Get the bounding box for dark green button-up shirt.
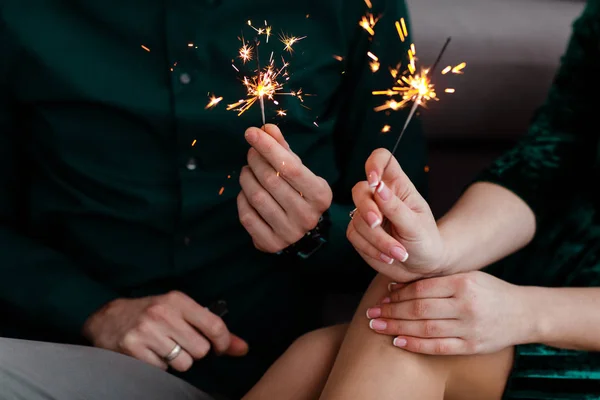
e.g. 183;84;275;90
0;0;425;340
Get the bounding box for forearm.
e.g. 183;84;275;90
438;182;536;274
524;286;600;351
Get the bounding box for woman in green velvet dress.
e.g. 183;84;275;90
243;1;600;399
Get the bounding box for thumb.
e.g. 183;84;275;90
374;181;419;242
225;334;249;357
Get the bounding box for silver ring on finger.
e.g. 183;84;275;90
349;207;357;220
163;343;183;363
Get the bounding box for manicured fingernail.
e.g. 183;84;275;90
387;282;397;292
369;319;387;331
366;211;382;229
393;337;407;347
368;172;379;188
381;297;391;304
391;246;409;263
366;307;382;319
380;253;395;264
376;182;392;201
244;128;257;143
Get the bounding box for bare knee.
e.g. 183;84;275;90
292;325;348;356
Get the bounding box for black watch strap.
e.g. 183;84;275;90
277;212;330;259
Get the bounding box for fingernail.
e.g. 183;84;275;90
393;337;408;347
387;282;397;292
376;182;392;201
366;211;382;229
244;128;257;143
369;319;387;331
366;307;382;319
381;297;391;304
284;140;291;150
380;253;395;264
391;246;409;263
368;172;379;188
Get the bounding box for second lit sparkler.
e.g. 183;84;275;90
225;20;308;127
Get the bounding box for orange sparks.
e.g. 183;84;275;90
364;0;373;8
424;165;430;173
367;52;380;72
218;187;225;195
205;94;223;109
239;41;253;63
445;88;455;93
141;45;151;52
277;109;287;116
442;63;467;75
188;43;194;47
280;34;306;53
395;21;405;42
452;62;467;74
381;125;391;133
191;139;197;146
333;55;344;62
359;13;379;36
227;175;231;179
248;20;273;42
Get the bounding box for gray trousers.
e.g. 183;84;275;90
0;338;214;400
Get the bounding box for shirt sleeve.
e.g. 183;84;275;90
475;2;600;224
0;22;119;337
330;0;427;208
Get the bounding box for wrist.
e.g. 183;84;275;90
514;285;553;345
436;218;460;275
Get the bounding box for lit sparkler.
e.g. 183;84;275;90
370;18;466;166
226;21;307;126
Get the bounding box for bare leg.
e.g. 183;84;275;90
245;274;514;400
243;325;348;400
320;274;514;400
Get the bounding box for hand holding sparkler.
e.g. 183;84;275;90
238;124;332;253
346;148;446;283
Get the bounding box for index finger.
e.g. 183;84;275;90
365;148;416;195
389;276;456;303
244;127;320;197
175;294;232;354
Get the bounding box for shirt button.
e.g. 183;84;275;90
180;73;191;84
186;158;197;171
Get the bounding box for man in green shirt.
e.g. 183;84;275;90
0;0;426;397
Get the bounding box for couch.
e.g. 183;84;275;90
408;0;585;216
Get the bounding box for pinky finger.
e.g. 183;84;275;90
347;220;395;265
392;336;469;356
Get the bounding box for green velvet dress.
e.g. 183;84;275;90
476;1;600;398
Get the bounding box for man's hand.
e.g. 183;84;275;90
238;124;333;253
347;148;446;282
83;292;248;372
365;272;533;355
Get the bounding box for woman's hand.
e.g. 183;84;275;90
365;271;535;355
347;148;446;282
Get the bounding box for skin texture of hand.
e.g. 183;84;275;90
347;148;446;282
83;292;248;372
237;124;333;253
365;271;535;355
